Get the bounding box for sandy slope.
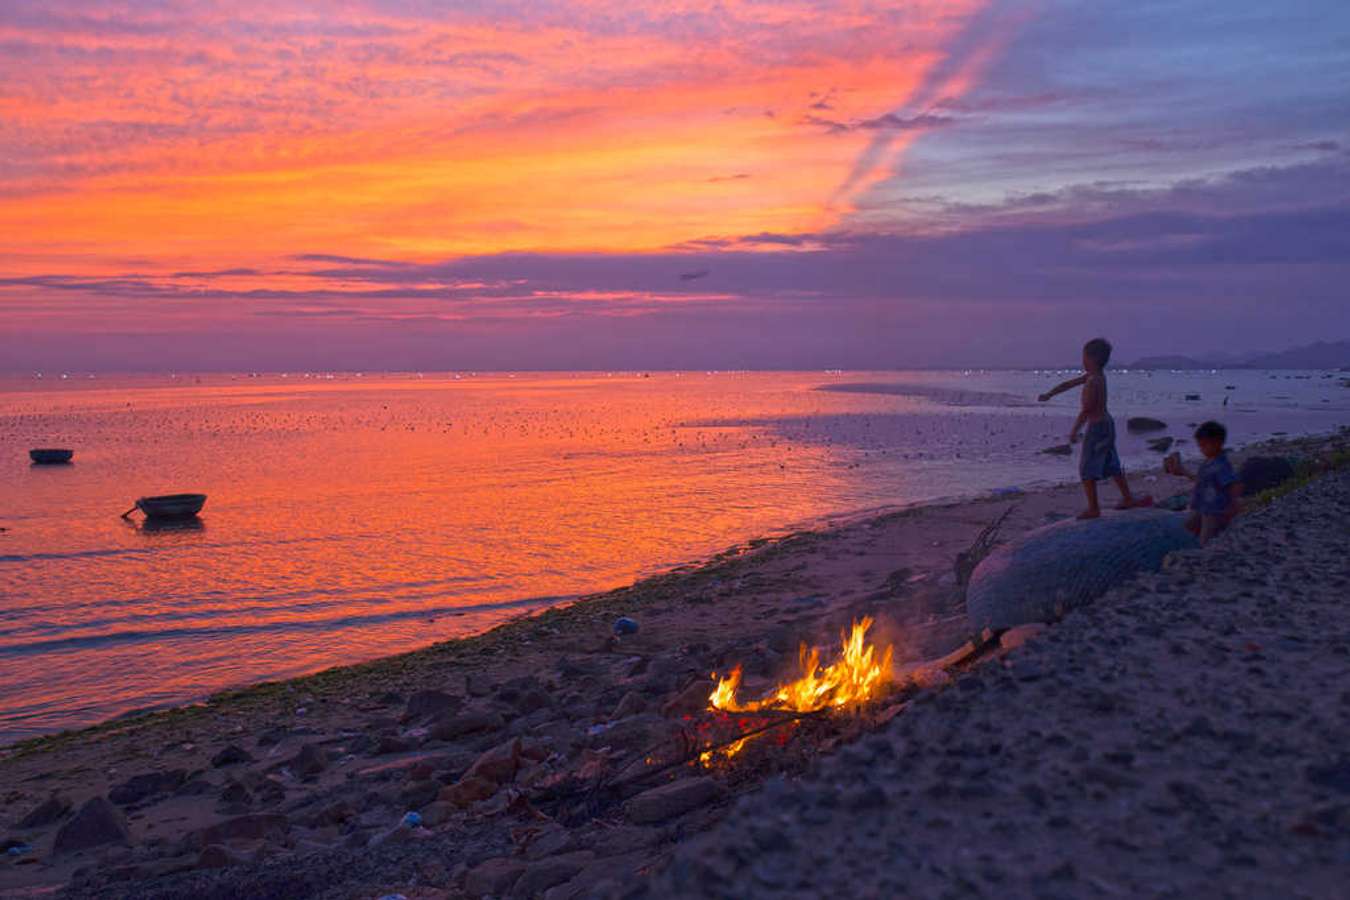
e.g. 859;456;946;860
647;469;1350;899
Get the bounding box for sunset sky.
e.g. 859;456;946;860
2;0;1347;370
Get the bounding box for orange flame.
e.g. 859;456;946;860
701;617;893;763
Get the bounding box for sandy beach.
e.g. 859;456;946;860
1;431;1346;898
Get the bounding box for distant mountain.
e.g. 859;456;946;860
1241;340;1350;369
1130;340;1350;370
1128;354;1214;370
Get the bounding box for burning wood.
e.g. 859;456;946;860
700;617;894;764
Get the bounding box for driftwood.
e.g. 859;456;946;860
954;505;1015;588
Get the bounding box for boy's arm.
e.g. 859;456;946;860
1038;374;1086;402
1164;453;1194;479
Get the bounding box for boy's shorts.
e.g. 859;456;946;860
1185;511;1228;544
1079;417;1122;481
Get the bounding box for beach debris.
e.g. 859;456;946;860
1126;417;1168;433
1040;443;1073;456
1146;436;1174;453
955;506;1015;588
399;811;422;828
613;616;640;636
53;796;131;855
1158;492;1190;511
1185;393;1201;401
966;509;1198;630
1239;456;1296;495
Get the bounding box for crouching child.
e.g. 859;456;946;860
1165;420;1243;545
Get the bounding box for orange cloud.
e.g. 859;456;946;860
0;2;1001;291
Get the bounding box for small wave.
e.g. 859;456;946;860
815;382;1033;407
0;593;568;659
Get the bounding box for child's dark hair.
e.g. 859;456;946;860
1083;337;1112;367
1195;420;1227;442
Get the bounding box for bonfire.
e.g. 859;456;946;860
700;617;894;764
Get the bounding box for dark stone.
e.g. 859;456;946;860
211;744;254;768
465;857;525;897
662;681;710;717
196;843;245;869
256;727;289;747
428;707;505;741
624;777;722;824
176;778;213;796
17;793;71;829
191;813;289;848
288;744;330;779
1040;443;1073;456
524;824;576;860
218;781;252;806
375;734;415;755
399;779;442;810
1127;417;1168;433
1239;456;1296;496
464;737;522;785
403;689;462;722
108;770;187;805
510;852;594;899
1146;436;1174;453
53;797;131;855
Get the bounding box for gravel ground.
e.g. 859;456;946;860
646;470;1350;899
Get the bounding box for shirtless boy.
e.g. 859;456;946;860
1038;338;1138;519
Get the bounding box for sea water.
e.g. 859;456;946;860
1;369;1344;741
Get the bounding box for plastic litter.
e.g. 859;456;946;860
400;811;422;828
6;844;31;856
612;616;639;636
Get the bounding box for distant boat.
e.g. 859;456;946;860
127;493;208;520
30;448;74;464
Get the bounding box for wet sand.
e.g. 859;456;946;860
0;432;1344;898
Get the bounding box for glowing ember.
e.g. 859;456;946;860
700;617;894;764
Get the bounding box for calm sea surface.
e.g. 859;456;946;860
2;369;1345;742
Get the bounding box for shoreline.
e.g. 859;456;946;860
4;425;1333;754
0;428;1345;897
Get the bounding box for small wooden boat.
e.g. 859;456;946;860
30;448;74;464
128;493;208;520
